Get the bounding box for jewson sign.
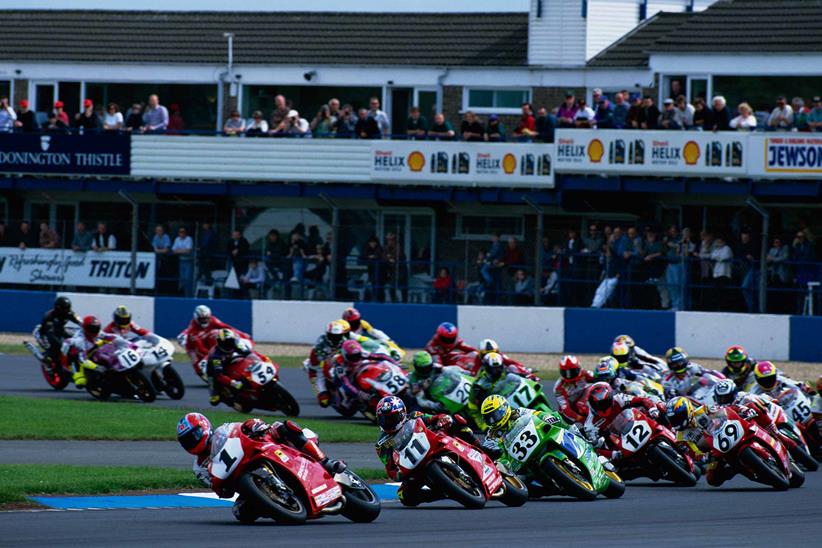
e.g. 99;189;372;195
370;141;554;188
0;248;155;289
748;134;822;178
0;133;130;176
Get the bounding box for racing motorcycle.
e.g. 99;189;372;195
23;324;74;390
498;410;624;501
132;334;185;400
208;423;380;524
439;349;479;372
178;328;253;383
494;374;553;415
702;406;804;490
749;393;818;472
425;366;476;414
777;386;822;461
84;338;157;402
354;359;411;423
217;354;300;416
391;415;528;509
604;408;698;485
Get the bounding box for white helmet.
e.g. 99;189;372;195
193;305;212;327
713;379;738;406
478;338;499;356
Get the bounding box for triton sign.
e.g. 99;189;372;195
0;133;130;175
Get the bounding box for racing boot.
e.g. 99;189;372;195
72;359;96;388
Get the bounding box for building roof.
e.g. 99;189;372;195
0;10;528;67
587;12;692;68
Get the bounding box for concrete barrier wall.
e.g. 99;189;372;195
59;292;156;331
675;311;790;361
458;306;564;353
253;300;354;344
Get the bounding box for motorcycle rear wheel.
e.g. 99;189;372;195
237;466;308;525
426;458;486;509
648;443;698;486
541;456;598;501
339;472;381;523
161;366;186;400
40;361;70;391
740;447;789;491
778;425;819;471
129;370;157;403
86;376;111;401
602;470;626;499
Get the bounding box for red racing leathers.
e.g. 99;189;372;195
469;352;537;380
180;317;250;375
103;321;150;341
424;336;476;362
577;391;662;459
553;371;596;423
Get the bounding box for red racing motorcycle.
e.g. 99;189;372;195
354;359;412;422
209;423;380;524
217;354;300;416
24;325;75;390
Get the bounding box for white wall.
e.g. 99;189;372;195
586;0;640;61
252;300;354;345
58;292;155;331
675;311;790;361
458;306;565;353
529;0;587;66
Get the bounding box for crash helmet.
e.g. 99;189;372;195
588;383;614;416
478;338;500;357
54;295;72;313
713;379;738;406
482;352;505;381
665;347;689;376
376;395;406;434
412;351;435;378
113;305;132;327
559;355;582;381
325;320;350;347
613;334;635;348
611;341;632;365
665;397;694;430
193;305;212;328
82;315;101;341
753;361;778;391
436;322;459;348
341;339;364;365
177;412;212;456
724;345;751;378
594;356;619;382
342;307;361;331
481;395;513;430
216;328;238;353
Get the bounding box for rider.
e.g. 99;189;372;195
205;329;251;406
612;335;666;371
408;351;448;413
611;341;665;379
342;307;403;358
423;322;476;363
38;295;81;366
328;340;391;414
553;355;595;424
304;320;353;407
103;305;150;340
182;305;251;377
470;338;538;380
63;315;118;387
594;355;663;401
721;345;757;390
177;412;344;522
661;346;724;400
749;360;812;397
466;352;509;429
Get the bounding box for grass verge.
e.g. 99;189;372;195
0;464;387;507
0;396;376;443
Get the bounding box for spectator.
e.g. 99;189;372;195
328;98;341;122
612;92;629;129
574;99;596;129
513;103;536;140
16;221;37;250
591;88;603;106
485;114;505;142
355;108;381;139
428;113;455;141
460;111;484;142
582;223;603;254
43;113;68;134
102;103;123;131
287;232;307;284
73;99;101;132
0;96;16;132
792;230;816;293
240;259;266;298
14;99;38;132
38;222;59;249
141;94;169;133
594;97;615;129
223;110;246;136
535;107;556;142
643;229;669;309
669;79;683;100
368;97;390;137
197;222;218;283
245;110;269;136
54;101;69;127
697;231;715;309
286;110;310;137
730;102;757;130
71;222;93;252
432;267;454;304
709;236;734;311
405;106;428;139
556;93;578;128
382;232;406;302
307;225;322;250
707;96;731;131
766;237;791;287
227;229;250;277
736;228;759;312
335;105;356;138
92;222;116;252
692;97;707;130
561;228;583;306
167;104;185;133
124;103;143;132
310;105;334;137
482;232;505;304
664;225;694;311
304;244;330;288
172;226;194;297
767;95;794;130
659;98;681;130
465;250;489;304
592;244;619;308
152;225;170;254
627;94;643;129
264;229;287;281
792;97;810;131
362;236;384;301
673;95;695;129
503;236;526;279
269;94;289;132
513;269;534;306
808;96;822;132
639;96;660;130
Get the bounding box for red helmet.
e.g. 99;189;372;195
82;315;101;340
436;322;458;348
341;339;363;365
589;383;614;415
342;307;361;331
177;412;212;456
559;355;582;381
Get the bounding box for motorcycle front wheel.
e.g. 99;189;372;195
237;465;308;525
740;447;789;491
128;370;157;403
426;457;486;509
602;470;626;499
269;383;300;417
648;443;698;486
40;361;71;391
778;425;819;471
161;365;186;400
540;455;598;501
497;473;528;507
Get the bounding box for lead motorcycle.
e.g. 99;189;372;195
84;338;157;402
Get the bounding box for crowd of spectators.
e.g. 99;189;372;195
0;220;118;252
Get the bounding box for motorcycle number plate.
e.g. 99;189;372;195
621;420;652;453
210;437;245;480
785;397;812;423
714;420;744;453
250;363;276;385
505;419;540;463
508;381;534;408
444;378;471;405
398;432;431;470
116;349;141;369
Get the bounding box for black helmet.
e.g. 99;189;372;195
54;296;72;313
113;305;131;327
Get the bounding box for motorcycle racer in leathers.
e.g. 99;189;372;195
205;329;252;406
342;307;404;359
611;340;665;381
63;315;119;387
661;346;725;400
721;345;757;390
553;355;595;423
39;296;81;367
423;322;476;363
179;305;251;379
103;305;150;340
749;360;813;398
471;338;538;380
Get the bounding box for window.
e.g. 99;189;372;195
456;214;524;240
464;88;531;114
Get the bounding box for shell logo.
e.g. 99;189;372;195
502;153;517;174
587;139;605;163
407;151;425;172
683;141;700;165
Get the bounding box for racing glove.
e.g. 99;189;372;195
230;379;244;391
209;394;220;406
317;391;331;408
648;407;660;420
434;415;454;431
242;419;269;437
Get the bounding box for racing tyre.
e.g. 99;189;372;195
602;470;626;499
86;376;111;401
740;447;789;491
497;473;528;507
237;466;308;525
271;383;300;417
789;461;805;488
426;457;486;509
339;472;381;523
541;456;598;501
778;425;819;471
161;366;185;400
648;443;698;486
40;362;71;391
129;370;157;403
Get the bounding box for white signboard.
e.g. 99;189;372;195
748;134;822;179
554;129;747;177
0;248;155;289
370;141;554;188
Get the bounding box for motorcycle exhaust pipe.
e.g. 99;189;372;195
23;341;44;361
319;500;345;515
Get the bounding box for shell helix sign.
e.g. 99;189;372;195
370;142;554;188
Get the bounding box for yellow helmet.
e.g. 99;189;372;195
611;341;631;365
481;395;512;430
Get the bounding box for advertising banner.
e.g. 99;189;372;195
0;133;130;176
553;129;747;177
748;134;822;178
0;248;155;289
370;141;554;188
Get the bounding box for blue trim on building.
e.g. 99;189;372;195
563;308;675;356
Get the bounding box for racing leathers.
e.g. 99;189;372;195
721;357;757;390
103;321;150;341
423;336;476;365
553;370;596;424
577;391;662;460
408;364;456;413
620;347;666;380
749;373;811;398
304;332;370;406
205;344;252;405
180;317;251;377
63;329;118;380
39;308;81;364
328;349;394;414
469;352;537;380
662;363;725;400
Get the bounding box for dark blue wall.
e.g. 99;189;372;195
563;308;676;356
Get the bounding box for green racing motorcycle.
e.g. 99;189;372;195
427;366;476;414
495;374;553;413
